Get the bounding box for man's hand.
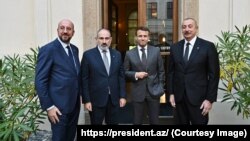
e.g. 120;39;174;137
169;94;176;108
47;106;62;124
200;100;212;116
135;72;148;79
84;102;92;111
120;98;126;107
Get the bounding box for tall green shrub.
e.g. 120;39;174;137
216;25;250;119
0;48;46;141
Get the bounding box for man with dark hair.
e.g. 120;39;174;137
81;28;126;125
167;18;220;124
124;26;165;125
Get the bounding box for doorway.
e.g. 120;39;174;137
104;0;138;59
103;0;177;124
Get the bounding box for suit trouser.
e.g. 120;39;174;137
133;93;160;125
89;95;119;125
174;92;208;125
51;105;80;141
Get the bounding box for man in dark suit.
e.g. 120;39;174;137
35;19;81;141
167;18;220;125
124;26;165;125
81;28;126;125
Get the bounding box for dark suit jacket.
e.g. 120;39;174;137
35;39;81;114
124;46;165;102
167;37;220;106
81;47;126;107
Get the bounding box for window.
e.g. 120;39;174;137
147;2;157;19
149;32;158;45
167;2;173;19
111;5;117;49
128;11;138;49
166;33;173;44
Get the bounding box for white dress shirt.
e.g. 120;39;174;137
183;36;197;60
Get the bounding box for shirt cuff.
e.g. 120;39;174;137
135;73;138;80
47;105;55;111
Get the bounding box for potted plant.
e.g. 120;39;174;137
0;48;46;141
216;25;250;119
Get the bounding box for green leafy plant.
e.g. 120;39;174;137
216;25;250;119
0;48;46;141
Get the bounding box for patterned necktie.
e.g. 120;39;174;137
102;50;109;74
183;42;190;63
66;46;76;70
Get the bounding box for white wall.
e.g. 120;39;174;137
199;0;250;124
209;102;250;124
0;0;36;57
199;0;250;42
232;0;250;29
34;0;84;58
0;0;85;127
0;0;84;58
49;0;83;56
199;0;230;42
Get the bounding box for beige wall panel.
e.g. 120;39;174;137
199;0;231;42
232;0;250;28
82;0;102;51
0;0;84;58
0;0;35;57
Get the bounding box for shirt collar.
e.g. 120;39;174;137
58;37;70;49
98;46;109;53
185;36;197;46
137;45;148;51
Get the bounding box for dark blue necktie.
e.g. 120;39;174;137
183;42;190;63
66;46;76;70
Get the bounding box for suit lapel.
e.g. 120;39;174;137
95;47;109;76
70;45;80;74
146;46;153;66
146;46;151;61
177;40;185;67
109;49;115;75
55;39;76;72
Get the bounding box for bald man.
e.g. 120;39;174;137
35;19;81;141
